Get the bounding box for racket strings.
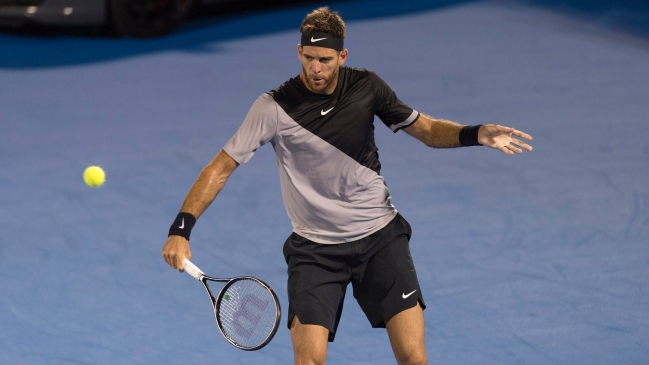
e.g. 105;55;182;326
217;278;278;348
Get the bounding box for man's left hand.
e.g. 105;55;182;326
478;124;533;155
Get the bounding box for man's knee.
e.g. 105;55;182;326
395;350;428;365
386;304;427;365
294;353;327;365
290;316;329;365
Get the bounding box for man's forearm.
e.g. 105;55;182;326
404;114;464;148
180;150;238;218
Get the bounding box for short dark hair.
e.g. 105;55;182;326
300;7;346;39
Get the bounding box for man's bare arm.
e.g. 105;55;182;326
402;114;464;148
403;114;533;154
162;150;239;271
179;149;239;218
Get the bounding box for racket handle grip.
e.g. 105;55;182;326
183;258;204;280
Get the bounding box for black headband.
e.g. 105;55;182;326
300;32;344;51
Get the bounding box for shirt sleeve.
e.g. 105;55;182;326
223;93;277;165
369;71;420;133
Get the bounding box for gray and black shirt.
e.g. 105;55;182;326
224;66;419;244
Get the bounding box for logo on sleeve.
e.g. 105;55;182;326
402;290;417;299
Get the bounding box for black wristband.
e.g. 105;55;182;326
168;212;197;240
459;125;483;146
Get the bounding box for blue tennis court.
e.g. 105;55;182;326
1;0;648;364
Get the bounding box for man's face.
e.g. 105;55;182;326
298;45;348;95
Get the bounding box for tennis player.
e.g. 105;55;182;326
163;7;532;365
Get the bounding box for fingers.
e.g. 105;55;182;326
502;138;533;154
511;137;533;152
512;129;533;141
486;124;533;141
499;138;534;154
497;125;515;133
483;124;533;154
162;236;191;272
178;250;192;272
177;254;185;272
498;145;514;155
506;144;522;154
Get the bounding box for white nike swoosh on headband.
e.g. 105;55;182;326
321;107;334;115
402;290;417;299
311;37;327;42
179;218;184;229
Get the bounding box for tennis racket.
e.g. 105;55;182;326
183;258;281;351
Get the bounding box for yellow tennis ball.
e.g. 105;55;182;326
83;166;105;187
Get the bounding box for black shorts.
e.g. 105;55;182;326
282;213;426;342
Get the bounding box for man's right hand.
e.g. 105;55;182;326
162;235;192;272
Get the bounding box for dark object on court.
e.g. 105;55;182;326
0;0;195;37
109;0;194;37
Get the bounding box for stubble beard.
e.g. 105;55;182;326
301;65;340;94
